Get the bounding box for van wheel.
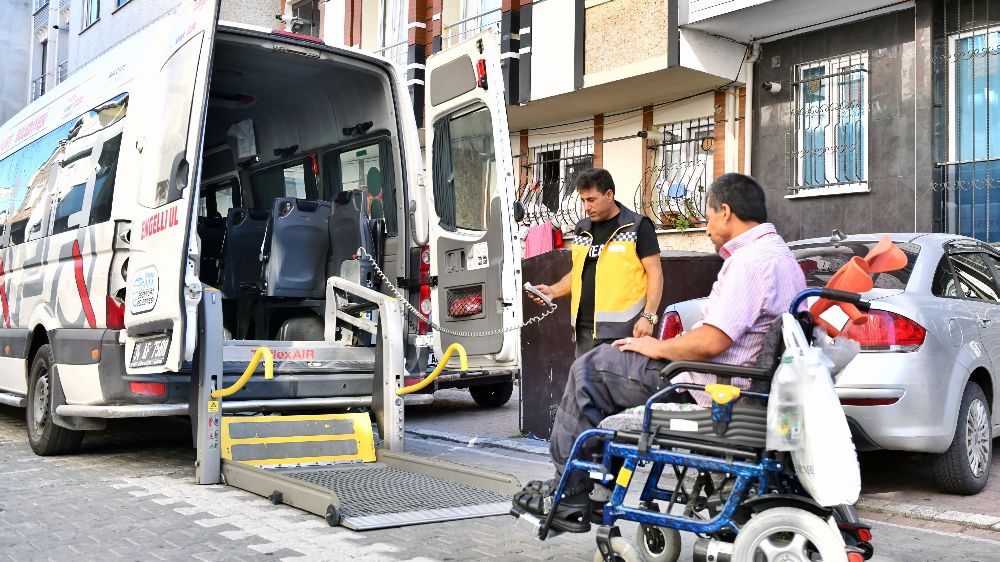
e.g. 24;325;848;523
470;381;513;408
26;345;83;455
933;381;992;495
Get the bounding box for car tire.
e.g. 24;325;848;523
933;381;992;495
469;381;514;408
26;344;84;455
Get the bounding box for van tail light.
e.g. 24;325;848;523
417;245;431;334
418;285;431;335
657;311;683;340
106;295;125;329
841;310;926;352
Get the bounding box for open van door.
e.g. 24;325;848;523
124;0;220;373
424;33;521;366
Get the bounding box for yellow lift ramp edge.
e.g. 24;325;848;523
196;283;521;531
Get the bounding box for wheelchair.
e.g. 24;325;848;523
511;288;875;562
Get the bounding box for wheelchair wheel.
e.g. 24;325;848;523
635;524;681;562
592;536;643;562
731;507;847;562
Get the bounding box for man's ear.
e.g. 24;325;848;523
721;203;732;222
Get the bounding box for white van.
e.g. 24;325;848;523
0;1;522;455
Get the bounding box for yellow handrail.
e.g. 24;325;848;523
211;346;274;399
397;343;468;396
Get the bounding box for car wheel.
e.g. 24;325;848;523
26;344;84;455
469;381;514;408
933;381;992;495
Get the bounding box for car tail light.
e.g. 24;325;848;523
657;311;683;340
130;382;165;397
847;553;864;562
106;296;125;329
841;310;926;351
857;528;872;542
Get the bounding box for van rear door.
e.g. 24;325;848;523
424;33;520;365
124;0;220;373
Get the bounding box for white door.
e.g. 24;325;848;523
424;33;520;365
124;0;220;373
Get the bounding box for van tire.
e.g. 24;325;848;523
470;381;513;408
933;381;992;495
26;345;84;455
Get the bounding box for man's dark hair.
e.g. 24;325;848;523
575;168;615;195
707;173;767;223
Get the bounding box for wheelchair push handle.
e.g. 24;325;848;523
789;287;871;314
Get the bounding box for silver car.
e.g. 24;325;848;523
663;233;997;495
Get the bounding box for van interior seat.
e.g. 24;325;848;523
197;215;228;287
264;197;331;298
221;207;269;298
329;189;374;280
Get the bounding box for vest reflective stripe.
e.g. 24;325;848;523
570;206;648;340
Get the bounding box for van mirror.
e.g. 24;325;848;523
513;201;525;224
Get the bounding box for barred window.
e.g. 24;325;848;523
516;138;593;229
790;52;869;193
642;117;714;230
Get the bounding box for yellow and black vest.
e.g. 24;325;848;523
570;205;648;340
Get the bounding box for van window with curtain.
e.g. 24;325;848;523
432;106;496;231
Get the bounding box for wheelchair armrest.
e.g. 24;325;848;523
659;361;771;381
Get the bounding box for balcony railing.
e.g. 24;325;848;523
31;74;47;101
33;2;50;33
57;61;69;84
443;9;501;49
373;41;408;74
60;0;70;12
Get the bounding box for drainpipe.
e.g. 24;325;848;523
744;42;761;175
725;85;738;172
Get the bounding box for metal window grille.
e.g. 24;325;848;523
640;117;714;230
374;41;408;75
60;0;71;11
290;0;321;38
786;51;869;193
57;60;68;83
31;74;47;101
516;138;594;229
443;8;501;48
933;0;1000;242
33;2;50;32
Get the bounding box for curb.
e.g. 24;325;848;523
407;427;1000;534
855;497;1000;533
405;427;550;456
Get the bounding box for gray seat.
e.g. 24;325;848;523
198;215;227;287
221;207;269;298
264;197;331;298
329;190;374;281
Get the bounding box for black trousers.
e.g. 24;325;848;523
549;344;677;493
574;321;615;358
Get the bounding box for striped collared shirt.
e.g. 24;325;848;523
673;223;806;407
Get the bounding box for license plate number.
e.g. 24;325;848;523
130;336;170;368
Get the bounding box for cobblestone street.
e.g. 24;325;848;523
3;387;1000;561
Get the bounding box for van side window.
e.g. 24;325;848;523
199;178;238;218
250;158;317;210
0;93;127;247
432;106;496;232
324;139;398;236
90;133;123;226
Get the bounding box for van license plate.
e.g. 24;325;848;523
131;336;170;368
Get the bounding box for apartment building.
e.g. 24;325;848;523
327;0;753;251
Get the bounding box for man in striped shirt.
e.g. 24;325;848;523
515;173;806;531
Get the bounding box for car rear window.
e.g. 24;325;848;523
791;241;920;290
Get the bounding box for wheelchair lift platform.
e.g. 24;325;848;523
194;279;519;530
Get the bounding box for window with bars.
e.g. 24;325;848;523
641;118;714;230
291;0;320;37
788;52;869;193
936;23;1000;242
517;138;593;229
